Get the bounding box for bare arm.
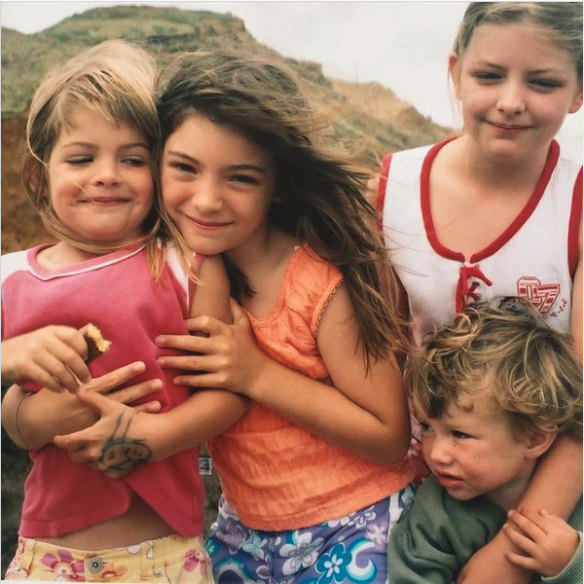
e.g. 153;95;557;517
53;256;247;475
459;220;583;584
157;285;411;465
1;362;163;450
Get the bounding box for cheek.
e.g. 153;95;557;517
160;180;183;214
420;436;433;460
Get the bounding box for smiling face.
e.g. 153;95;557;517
47;108;154;244
160;114;277;260
450;22;583;163
416;387;548;510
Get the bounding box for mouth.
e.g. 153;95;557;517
434;471;465;489
487;121;531;132
86;196;131;204
183;215;232;231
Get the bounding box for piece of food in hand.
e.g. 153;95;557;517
83;323;112;362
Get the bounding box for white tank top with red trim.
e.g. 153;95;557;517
378;138;582;345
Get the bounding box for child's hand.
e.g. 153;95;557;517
156;299;269;396
7;362;162;450
1;326;91;392
504;508;579;577
53;389;158;478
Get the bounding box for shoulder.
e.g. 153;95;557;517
291;246;344;332
293;245;342;284
396;476;505;535
1;248;33;287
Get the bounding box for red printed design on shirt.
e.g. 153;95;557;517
517;276;560;314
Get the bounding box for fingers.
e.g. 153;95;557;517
504;550;538;572
106;378;163;404
506;509;546;540
185;314;233;338
21;363;68;394
156;353;210;372
156;333;212;353
48;327;92;385
134;401;162;413
75;389;114;416
85;361;146;394
53;428;91;454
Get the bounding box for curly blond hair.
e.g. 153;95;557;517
408;298;582;440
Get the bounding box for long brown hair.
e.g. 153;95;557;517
157;51;410;366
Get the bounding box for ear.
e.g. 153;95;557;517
448;52;462;100
523;429;557;460
568;84;583;114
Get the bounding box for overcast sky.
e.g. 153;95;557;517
1;1;582;159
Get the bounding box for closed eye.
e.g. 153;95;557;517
67;156;93;165
170;161;196;174
123;156;148;167
530;78;564;91
452;430;472;439
472;71;501;83
230;174;261;185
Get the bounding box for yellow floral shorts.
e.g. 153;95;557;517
5;533;213;582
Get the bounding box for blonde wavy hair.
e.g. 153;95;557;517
453;2;582;83
408;298;583;440
23;40;188;277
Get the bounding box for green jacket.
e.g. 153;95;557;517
389;475;583;584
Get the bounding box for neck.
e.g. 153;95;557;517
225;228;295;280
457;135;551;191
37;239;142;271
485;461;537;511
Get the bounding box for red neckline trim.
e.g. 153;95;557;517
421;139;560;264
375;153;392;231
568;167;582;277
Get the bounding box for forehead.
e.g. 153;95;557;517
465;23;575;71
415;384;503;423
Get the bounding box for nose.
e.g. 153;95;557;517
496;80;526;116
192;176;224;213
425;434;454;466
93;158;121;187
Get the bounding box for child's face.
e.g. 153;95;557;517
161;114;277;258
450;23;583;163
47;108;154;244
416;390;537;509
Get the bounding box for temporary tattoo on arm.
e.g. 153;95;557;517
99;414;152;473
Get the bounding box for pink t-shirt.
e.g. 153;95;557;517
1;242;204;537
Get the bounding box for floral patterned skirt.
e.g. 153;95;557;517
5;533;212;582
206;485;415;584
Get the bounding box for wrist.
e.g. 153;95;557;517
16;392;52;450
14;392;33;449
245;353;280;402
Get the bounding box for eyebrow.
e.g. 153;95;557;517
166;150;269;174
62;141;149;150
473;60;565;75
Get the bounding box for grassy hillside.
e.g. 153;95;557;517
1;5;451;574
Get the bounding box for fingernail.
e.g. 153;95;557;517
156;336;165;344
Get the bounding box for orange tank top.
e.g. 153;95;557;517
208;245;413;530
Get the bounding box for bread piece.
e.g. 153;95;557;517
83;323;112;362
